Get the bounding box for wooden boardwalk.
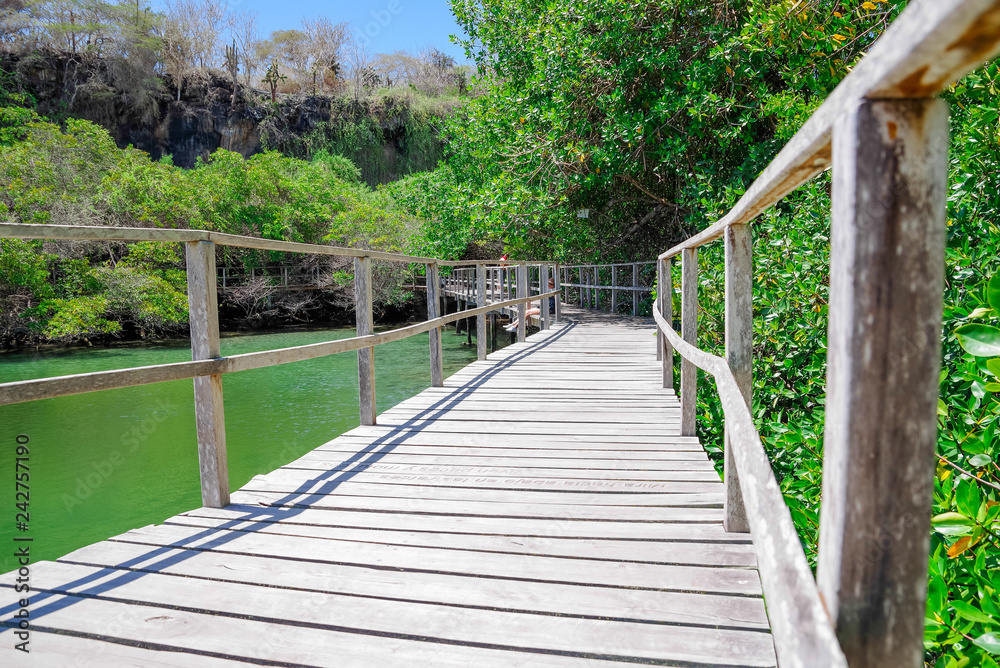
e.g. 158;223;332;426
1;308;774;667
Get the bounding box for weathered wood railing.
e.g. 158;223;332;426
0;222;558;507
559;262;654;316
626;1;1000;667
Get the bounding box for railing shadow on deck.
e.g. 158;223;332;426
0;321;580;631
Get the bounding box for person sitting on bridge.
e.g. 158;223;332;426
505;278;556;331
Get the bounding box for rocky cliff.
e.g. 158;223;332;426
0;49;447;182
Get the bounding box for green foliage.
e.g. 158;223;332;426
0;105;429;342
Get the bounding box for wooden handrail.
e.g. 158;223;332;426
658;0;1000;261
645;1;1000;666
0;290;559;407
0;223;543;267
653;307;848;667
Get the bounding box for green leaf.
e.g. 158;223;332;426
954;600;995;625
975;632;1000;655
987;383;1000;393
938;398;950;417
988;359;1000;377
989;274;1000;313
932;512;976;536
971;306;995;318
956;324;1000;357
971;454;994;467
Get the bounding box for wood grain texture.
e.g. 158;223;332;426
477;263;487;361
426;263;444;387
724;225;751;534
680;248;698;437
354;256;377;426
659;258;673;389
0;306;775;667
185;240;229;509
653;306;846;668
816;99;948;668
516;263;527;342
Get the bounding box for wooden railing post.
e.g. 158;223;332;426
426;262;443;387
540;264;550;330
632;263;639;316
658;258;673;388
611;265;618;314
354;256;376;426
476;263;487;361
680;248;698;436
554;264;562;323
724;224;751;533
579;268;585;307
816;99;948;668
516;262;527;342
185;240;229;508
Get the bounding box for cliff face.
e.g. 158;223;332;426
1;49;446;181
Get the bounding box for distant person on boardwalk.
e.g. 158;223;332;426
506;278;556;331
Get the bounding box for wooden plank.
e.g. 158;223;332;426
165;515;753;565
724;224;751;533
52;540;766;628
291;451;715;469
355;255;376;426
680;247;698;437
107;523;763;595
230;490;724;522
660;258;674;388
185;240;229;509
11;562;776;666
816;98;947;668
184;503;749;541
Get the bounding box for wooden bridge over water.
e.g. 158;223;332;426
4;3;1000;666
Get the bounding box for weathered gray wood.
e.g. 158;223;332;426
185;240;229;509
680;248;698;437
611;265;618;313
554;263;562;322
426;262;444;387
659;258;674;389
516;263;527;342
540;264;550;330
724;225;751;534
653;306;847;668
816;98;948;668
476;263;487;360
355;256;376;426
632;263;639;316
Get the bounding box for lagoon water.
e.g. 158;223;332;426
0;325;490;573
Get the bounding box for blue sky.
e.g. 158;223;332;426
153;0;470;62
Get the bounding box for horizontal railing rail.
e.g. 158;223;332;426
574;1;1000;666
0;221;559;509
560;262;655;316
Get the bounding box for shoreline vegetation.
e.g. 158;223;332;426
2;1;1000;665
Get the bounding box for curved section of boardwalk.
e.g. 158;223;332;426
1;307;774;667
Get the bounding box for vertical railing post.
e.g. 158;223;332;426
354;256;376;426
579;267;585;307
680;248;698;437
554;264;562;323
816;99;948;668
632;263;639;316
611;265;618;314
185;240;229;509
516;262;527;342
476;263;487;361
426;262;443;387
659;258;673;389
540;263;550;330
724;225;751;533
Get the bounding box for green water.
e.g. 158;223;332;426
0;326;487;573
